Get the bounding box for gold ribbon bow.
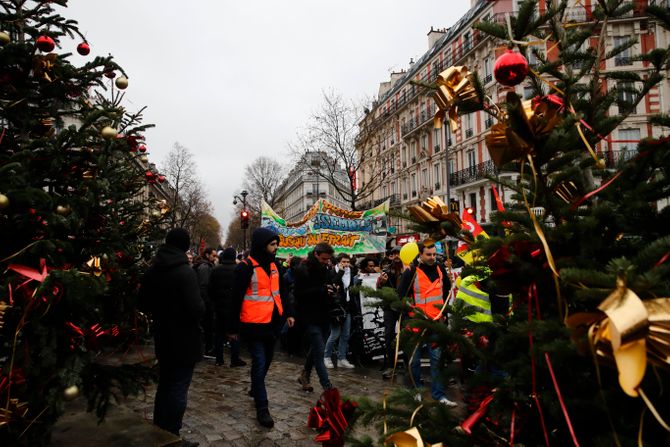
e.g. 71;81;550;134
33;53;58;82
386;427;444;447
433;66;479;132
567;279;670;398
408;196;462;243
485;93;562;168
85;256;102;277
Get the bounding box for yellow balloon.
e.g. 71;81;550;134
399;242;419;266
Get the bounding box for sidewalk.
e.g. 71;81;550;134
121;352;403;446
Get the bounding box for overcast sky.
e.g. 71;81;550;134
65;0;471;235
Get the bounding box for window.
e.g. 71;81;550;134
483;56;493;83
617;82;636;113
401;146;407;165
467;149;476;168
613;36;633;66
464;113;472;138
422;168;428;188
446;126;453;146
470;192;478;218
433;128;441;151
411;173;417;196
434;164;441;189
618;128;640;152
448;159;455;176
410;142;416;160
421;134;428;152
463;32;472;53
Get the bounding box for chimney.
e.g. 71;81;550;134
427;26;447;49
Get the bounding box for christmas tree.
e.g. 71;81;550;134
351;1;670;446
0;1;166;444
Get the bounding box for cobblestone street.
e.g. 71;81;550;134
124;352;403;446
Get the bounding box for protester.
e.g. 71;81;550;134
324;253;359;369
138;228;203;447
228;228;294;428
195;247;217;356
280;255;303;356
377;247;404;379
295;243;337;392
208;247;246;367
396;242;457;407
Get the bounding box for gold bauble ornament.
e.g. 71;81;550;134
0;31;10;46
139;154;148;163
56;205;71;216
0;193;9;210
115;76;128;89
63;385;79;401
595;159;606;170
101;126;117;139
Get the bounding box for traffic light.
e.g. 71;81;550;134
240;209;250;229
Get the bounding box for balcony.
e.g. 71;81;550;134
403;192;408;200
434;182;441;190
465;128;473;138
604;149;637;168
483;73;493;84
434;144;441;153
485;117;494;129
412;190;417;197
449;160;498;187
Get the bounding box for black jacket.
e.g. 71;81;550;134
139;244;205;366
333;265;362;316
397;260;451;302
208;259;236;317
194;259;214;304
229;228;294;340
294;252;338;327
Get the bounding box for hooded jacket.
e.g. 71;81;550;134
138;244;205;366
208;253;237;318
229;228;293;340
294;250;338;327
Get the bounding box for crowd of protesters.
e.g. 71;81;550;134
139;227;461;443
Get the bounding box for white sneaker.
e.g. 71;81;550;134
338;359;355;369
439;397;458;408
323;358;333;369
414;393;422;402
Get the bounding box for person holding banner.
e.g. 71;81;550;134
324;253;359;369
396;242;457;407
228;228;295;428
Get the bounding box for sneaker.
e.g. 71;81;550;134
257;408;274;428
439;397;458;408
381;368;394;379
298;371;314;392
414;393;422;402
230;359;247;367
338;359;355;369
323;358;333;369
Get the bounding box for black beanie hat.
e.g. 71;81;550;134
165;228;190;252
221;247;237;261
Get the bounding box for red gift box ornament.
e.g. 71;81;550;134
307;387;358;446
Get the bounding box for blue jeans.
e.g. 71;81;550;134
324;313;351;360
304;324;332;389
154;363;195;435
409;343;446;400
247;337;275;410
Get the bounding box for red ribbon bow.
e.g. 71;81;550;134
307;387;357;446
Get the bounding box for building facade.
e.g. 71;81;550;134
274;151;350;223
357;0;670;237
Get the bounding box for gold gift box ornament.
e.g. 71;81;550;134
485;92;562;168
432;66;480;133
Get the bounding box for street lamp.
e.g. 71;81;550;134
233;190;249;251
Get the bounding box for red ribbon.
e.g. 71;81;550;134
307;387;357;446
460;393;494;435
545;353;580;446
528;284;551;447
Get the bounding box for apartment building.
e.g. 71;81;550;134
356;0;669;236
273;151;350;223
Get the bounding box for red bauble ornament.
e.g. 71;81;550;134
77;42;90;55
36;35;55;52
157;175;165;184
138;145;147;153
145;170;154;181
103;67;116;79
494;50;529;87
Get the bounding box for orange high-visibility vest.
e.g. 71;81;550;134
240;257;283;324
411;266;445;320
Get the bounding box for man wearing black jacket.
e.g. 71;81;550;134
228;228;294;428
295;243;337;392
138;228;203;446
396;242;456;407
208;247;246;367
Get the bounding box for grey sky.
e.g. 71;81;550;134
66;1;471;234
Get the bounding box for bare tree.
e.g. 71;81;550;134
223;213;246;251
242;156;285;214
160;142;212;235
192;212;222;249
290;89;387;210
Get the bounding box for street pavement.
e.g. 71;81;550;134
123;351;405;446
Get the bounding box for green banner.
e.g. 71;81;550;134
261;199;388;257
